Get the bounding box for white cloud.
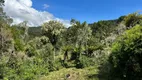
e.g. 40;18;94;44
3;0;70;27
43;4;50;9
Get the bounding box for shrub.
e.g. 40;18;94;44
75;55;95;68
124;12;142;27
109;25;142;79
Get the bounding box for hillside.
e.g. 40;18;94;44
28;27;42;39
39;67;99;80
1;1;142;79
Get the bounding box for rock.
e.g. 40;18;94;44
66;74;70;78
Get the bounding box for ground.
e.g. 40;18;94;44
39;66;100;80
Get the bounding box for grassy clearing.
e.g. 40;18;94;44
39;66;99;80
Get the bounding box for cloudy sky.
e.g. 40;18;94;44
3;0;70;27
3;0;142;27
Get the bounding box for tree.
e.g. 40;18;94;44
0;0;4;6
18;21;29;44
109;25;142;79
124;12;142;28
69;19;92;48
41;20;65;60
9;21;29;51
0;21;15;80
26;36;55;71
0;0;14;52
117;16;126;23
91;20;117;41
42;21;65;45
66;19;92;61
0;0;13;25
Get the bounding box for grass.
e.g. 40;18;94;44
39;66;99;80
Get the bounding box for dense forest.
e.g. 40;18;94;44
1;0;142;80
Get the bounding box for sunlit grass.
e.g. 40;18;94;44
39;66;99;80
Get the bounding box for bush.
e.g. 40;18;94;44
124;12;142;27
75;55;95;68
109;25;142;79
25;36;56;71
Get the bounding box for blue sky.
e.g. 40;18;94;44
3;0;142;26
32;0;142;23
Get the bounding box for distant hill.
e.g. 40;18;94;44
28;27;42;39
28;16;125;40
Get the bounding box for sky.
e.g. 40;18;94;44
3;0;142;27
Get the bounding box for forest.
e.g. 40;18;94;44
0;0;142;80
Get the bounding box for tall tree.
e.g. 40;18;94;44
18;21;29;43
42;21;65;45
67;19;92;58
41;20;65;60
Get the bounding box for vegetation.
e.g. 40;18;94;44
1;0;142;79
109;25;142;80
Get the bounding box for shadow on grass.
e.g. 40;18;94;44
86;62;111;80
87;73;108;80
87;74;98;79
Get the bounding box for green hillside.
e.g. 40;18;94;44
28;27;42;39
1;0;142;79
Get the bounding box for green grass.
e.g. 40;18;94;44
39;66;99;80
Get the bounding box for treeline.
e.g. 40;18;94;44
1;0;142;79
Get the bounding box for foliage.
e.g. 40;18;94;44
124;12;142;27
91;20;117;41
68;19;92;48
10;26;25;51
75;55;95;68
0;23;13;53
28;27;42;39
65;20;92;61
40;67;99;80
1;4;142;80
0;0;4;6
26;36;58;71
109;25;142;79
41;21;65;45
